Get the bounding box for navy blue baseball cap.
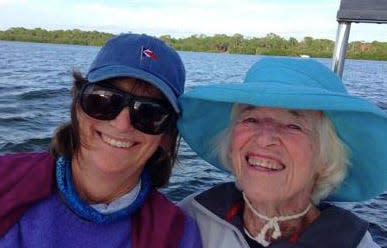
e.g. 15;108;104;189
86;33;185;113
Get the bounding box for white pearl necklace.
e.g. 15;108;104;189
243;192;311;247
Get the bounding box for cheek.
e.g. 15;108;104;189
148;136;162;148
230;128;249;178
288;139;320;184
143;135;163;154
77;111;99;147
231;127;250;150
301;137;319;165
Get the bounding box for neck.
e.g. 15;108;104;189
71;155;141;204
242;192;320;246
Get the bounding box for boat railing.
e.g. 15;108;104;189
332;0;387;77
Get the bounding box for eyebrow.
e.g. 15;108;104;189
288;110;304;118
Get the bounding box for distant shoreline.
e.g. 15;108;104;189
1;27;387;61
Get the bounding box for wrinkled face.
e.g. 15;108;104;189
76;78;165;179
231;107;322;205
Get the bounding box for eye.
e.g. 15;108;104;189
286;124;302;130
241;117;259;124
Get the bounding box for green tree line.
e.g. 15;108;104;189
0;27;112;46
1;27;387;60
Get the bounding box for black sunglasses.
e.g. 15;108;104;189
79;82;176;135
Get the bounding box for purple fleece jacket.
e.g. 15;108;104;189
0;192;201;248
0;152;202;248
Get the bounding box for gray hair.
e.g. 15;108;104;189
212;104;349;204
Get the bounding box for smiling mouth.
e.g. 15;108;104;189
100;133;135;148
246;156;285;171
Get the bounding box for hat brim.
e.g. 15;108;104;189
178;82;387;202
87;65;180;113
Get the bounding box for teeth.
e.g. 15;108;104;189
101;134;133;148
247;157;284;170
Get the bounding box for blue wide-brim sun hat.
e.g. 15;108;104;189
178;57;387;202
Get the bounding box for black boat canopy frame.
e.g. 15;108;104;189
332;0;387;77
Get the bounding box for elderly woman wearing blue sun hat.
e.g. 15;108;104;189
178;57;387;247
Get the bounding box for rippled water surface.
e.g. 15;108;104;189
0;40;386;246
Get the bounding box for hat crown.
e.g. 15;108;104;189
244;57;347;94
87;33;185;97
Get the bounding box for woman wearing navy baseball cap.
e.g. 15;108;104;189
0;33;201;248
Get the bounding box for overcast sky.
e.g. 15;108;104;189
1;0;387;42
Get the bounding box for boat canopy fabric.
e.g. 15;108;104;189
337;0;387;23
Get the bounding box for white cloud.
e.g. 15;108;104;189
64;0;339;40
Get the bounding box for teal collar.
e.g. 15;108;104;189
56;156;151;223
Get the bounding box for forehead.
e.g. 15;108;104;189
237;106;320;121
109;77;164;98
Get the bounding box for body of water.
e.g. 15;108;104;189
0;40;386;247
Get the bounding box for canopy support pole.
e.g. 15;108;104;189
331;22;351;78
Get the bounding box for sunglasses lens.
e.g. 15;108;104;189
80;84;123;120
80;83;174;135
132;101;173;135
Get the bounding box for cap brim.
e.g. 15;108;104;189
87;65;180;113
178;82;387;202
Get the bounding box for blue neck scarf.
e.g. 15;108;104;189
56;156;151;224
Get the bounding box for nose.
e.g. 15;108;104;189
254;118;280;147
109;107;135;132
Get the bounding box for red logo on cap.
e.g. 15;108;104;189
142;47;157;61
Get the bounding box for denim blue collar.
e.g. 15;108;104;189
56;156;151;223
